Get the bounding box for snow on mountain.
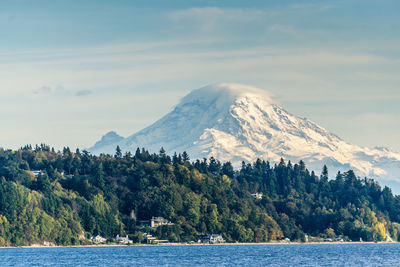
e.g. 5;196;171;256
89;83;400;191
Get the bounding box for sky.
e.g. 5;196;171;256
1;0;399;151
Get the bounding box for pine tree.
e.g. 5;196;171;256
182;151;190;162
94;163;105;191
321;165;329;181
115;146;122;159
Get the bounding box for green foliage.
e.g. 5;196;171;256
0;146;398;245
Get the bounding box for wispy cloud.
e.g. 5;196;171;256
33;85;65;96
32;85;94;98
288;3;335;12
2;40;397;103
75;89;93;96
167;7;275;34
168;7;273;22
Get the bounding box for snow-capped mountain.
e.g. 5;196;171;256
89;83;400;191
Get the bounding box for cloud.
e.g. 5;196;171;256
5;41;396;106
166;5;338;37
288;3;334;12
33;85;64;96
168;7;273;22
33;86;93;98
75;89;93;96
167;7;274;33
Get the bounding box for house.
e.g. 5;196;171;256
30;170;44;178
143;233;168;244
90;235;107;243
151;217;174;227
116;234;132;244
324;237;343;242
140;217;174;228
143;233;157;244
251;193;263;199
198;234;225;244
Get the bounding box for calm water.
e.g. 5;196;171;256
0;243;399;266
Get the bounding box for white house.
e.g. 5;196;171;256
140;217;174;228
198;234;225;244
30;170;44;178
90;235;107;243
251;193;263;199
143;233;168;244
116;234;132;244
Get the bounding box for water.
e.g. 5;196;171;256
0;243;399;266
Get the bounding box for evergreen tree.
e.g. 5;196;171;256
182;151;190;162
321;165;329;181
115;146;122;159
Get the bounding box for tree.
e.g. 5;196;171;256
115;146;122;159
321;165;328;181
94;163;105;191
36;173;51;193
182;151;190;162
222;162;234;177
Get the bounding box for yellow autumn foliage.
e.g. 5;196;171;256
222;174;231;185
191;169;203;181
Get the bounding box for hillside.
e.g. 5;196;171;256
0;145;399;245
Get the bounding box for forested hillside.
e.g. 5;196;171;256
0;144;399;246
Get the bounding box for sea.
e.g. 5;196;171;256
0;243;399;266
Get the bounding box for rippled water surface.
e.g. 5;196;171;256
0;243;399;266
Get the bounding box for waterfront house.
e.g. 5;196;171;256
143;233;168;244
116;234;132;244
324;237;343;242
143;233;157;244
90;235;107;243
198;234;225;244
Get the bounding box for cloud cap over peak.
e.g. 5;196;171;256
180;83;277;107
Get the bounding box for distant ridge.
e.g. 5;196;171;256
91;131;124;152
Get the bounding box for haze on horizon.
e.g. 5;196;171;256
1;0;399;152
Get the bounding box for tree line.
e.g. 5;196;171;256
0;144;399;245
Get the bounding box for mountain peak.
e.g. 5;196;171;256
89;83;400;192
180;83;276;107
90;131;124;153
103;131;123;139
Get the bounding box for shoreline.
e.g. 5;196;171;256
0;241;397;249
